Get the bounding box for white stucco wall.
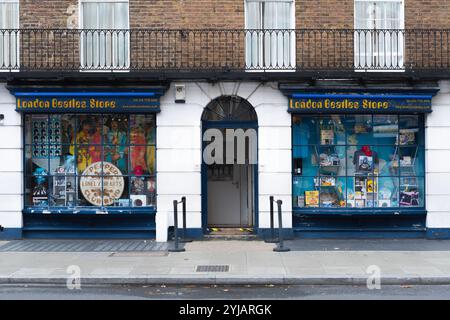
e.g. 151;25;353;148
426;80;450;231
155;81;293;241
2;80;450;240
0;83;23;235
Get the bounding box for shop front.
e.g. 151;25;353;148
10;88;165;238
283;88;439;238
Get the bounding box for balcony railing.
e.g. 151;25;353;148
0;29;449;78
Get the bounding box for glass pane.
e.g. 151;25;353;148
373;115;398;145
146;145;156;175
130;114;156;144
347;144;378;176
400;176;424;207
319;145;346;176
105;175;128;207
399;146;423;176
293;176;316;208
27;114;49;145
129;176;155;207
103;145;128;174
50;152;76;174
293;145;319;176
76;144;92;174
25;145;49;174
399;115;421;145
104;115;129;145
319;115;346;145
345;115;374;145
60;114;76;144
373;145;398;176
292;115;318;145
50;174;77;207
27;175;49;207
319;176;346;208
377;176;399;208
146;177;156;207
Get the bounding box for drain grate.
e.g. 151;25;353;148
196;265;230;272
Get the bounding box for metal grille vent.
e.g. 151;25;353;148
196;265;230;272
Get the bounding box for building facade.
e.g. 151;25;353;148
0;0;450;240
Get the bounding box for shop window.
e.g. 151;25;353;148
245;0;295;69
292;114;425;210
0;0;19;69
354;0;404;69
24;114;156;210
80;0;129;69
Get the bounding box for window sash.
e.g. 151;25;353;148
80;1;129;69
245;0;295;69
291;114;425;210
0;1;19;69
24;113;157;209
354;0;404;69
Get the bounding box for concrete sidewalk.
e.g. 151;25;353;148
1;239;450;285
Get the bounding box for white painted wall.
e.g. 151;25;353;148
156;83;204;241
155;81;293;241
0;83;23;234
426;80;450;230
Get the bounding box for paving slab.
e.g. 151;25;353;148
0;239;449;285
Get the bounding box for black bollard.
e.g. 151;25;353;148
265;196;278;243
180;196;192;243
0;225;3;232
169;200;185;252
273;200;290;252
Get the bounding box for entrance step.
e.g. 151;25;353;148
204;227;259;240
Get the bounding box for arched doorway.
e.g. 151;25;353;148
201;95;258;233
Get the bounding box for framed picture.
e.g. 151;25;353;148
320;128;334;145
399;130;415;145
346;200;355;208
366;178;377;193
114;199;130;207
379;199;391;208
305;190;319;207
296;196;305;208
366;200;377;208
355;199;365;208
400;191;419;206
131;195;147;207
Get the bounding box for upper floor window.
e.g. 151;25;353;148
0;0;19;69
80;0;129;69
354;0;404;70
245;0;295;70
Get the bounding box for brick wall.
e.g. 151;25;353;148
129;0;244;29
406;0;450;28
14;0;450;71
20;0;77;28
18;1;450;31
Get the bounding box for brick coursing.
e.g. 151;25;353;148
16;1;450;70
19;1;450;30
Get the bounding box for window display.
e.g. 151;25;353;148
292;114;425;210
24;114;157;210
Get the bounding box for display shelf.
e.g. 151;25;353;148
52;172;77;207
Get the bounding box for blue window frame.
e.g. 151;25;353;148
292;114;425;213
24;113;156;214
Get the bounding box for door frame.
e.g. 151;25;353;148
201;120;259;234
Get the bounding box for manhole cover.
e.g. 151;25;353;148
196;265;230;272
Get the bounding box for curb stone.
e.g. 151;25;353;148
1;276;450;285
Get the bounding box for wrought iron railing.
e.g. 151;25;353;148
0;29;449;75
